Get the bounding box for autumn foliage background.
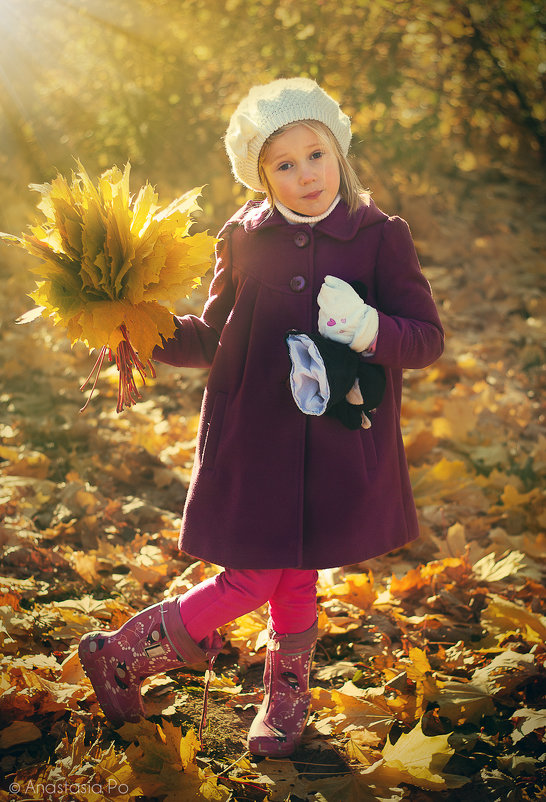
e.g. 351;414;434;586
0;2;545;801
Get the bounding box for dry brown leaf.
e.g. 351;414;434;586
0;720;42;749
471;650;541;696
511;708;546;743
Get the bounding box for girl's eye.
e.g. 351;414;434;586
311;151;324;160
278;162;292;171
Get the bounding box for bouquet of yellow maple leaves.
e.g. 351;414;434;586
0;162;217;412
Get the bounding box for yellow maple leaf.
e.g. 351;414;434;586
198;767;230;801
425;678;496;725
378;718;466;790
501;484;539;508
118;720;208;800
320;571;376;611
480;597;546;645
407;646;432;677
312;682;396;739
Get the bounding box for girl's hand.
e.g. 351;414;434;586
317;275;379;352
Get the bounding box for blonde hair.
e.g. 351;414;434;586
258;120;367;215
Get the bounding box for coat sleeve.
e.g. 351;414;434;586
370;216;444;369
152;226;236;368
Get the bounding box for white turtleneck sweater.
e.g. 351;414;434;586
274;194;341;225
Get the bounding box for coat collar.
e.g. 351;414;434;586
237;195;388;240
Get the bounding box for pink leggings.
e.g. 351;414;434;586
178;568;318;642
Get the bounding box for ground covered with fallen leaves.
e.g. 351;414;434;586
0;167;545;801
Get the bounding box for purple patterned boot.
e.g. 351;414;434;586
247;619;318;757
78;596;221;727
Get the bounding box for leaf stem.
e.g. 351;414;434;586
79;345;108;413
78;325;153;413
115;325;151;413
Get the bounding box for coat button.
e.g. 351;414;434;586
290;275;306;292
293;231;310;248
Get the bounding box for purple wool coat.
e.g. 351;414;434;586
153;197;444;569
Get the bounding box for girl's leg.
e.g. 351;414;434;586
248;568;319;757
178;568;284;644
268;568;318;634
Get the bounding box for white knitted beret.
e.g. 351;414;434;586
225;77;352;192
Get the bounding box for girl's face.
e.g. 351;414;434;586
261;123;341;216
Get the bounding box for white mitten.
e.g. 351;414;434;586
317;275;379;352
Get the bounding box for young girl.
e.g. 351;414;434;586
79;77;444;757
